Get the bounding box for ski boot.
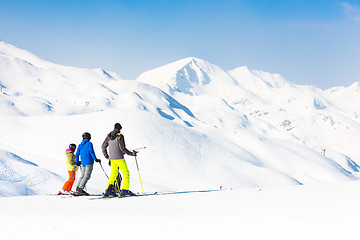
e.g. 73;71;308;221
104;185;117;198
120;189;136;197
58;190;71;195
74;187;89;196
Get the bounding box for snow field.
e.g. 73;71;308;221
1;181;360;240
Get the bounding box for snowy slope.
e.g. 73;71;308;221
0;149;62;197
0;40;123;116
0;41;359;198
137;57;360;167
1;181;360;240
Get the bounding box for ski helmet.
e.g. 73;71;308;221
69;143;76;151
114;123;122;130
82;132;91;140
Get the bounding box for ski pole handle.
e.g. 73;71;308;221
133;147;146;151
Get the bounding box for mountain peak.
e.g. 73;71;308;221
137;57;236;96
177;56;203;64
349;81;360;91
229;66;290;89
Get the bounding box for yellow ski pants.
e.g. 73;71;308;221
107;159;130;190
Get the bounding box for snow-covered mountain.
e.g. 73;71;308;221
137;57;239;96
0;41;359;197
137;56;360;162
0;41;123;116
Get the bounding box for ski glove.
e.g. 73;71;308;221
95;159;101;163
132;150;137;156
76;161;81;166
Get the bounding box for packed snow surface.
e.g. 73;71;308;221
1;182;360;240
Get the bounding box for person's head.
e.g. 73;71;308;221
69;143;76;152
114;123;122;130
82;132;91;140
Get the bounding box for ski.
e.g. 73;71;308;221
50;192;102;197
71;193;103;197
48;192;72;196
121;191;158;198
88;195;117;200
88;191;158;200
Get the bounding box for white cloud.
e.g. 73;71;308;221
341;2;360;22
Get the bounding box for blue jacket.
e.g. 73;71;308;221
75;139;97;165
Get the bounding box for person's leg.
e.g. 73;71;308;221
76;166;85;189
106;160;120;189
118;159;130;190
114;168;122;193
62;171;73;191
79;164;93;189
67;171;76;191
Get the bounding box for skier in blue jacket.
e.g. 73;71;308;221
75;132;100;196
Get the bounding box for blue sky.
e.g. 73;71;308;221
0;0;359;89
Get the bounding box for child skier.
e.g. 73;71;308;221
59;143;78;195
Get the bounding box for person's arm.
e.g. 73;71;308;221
75;146;80;164
119;135;135;156
89;142;97;161
70;153;77;166
101;136;110;159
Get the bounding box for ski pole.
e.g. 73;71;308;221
115;177;121;195
99;161;109;179
134;155;145;195
133;147;146;151
73;170;79;192
114;169;122;195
